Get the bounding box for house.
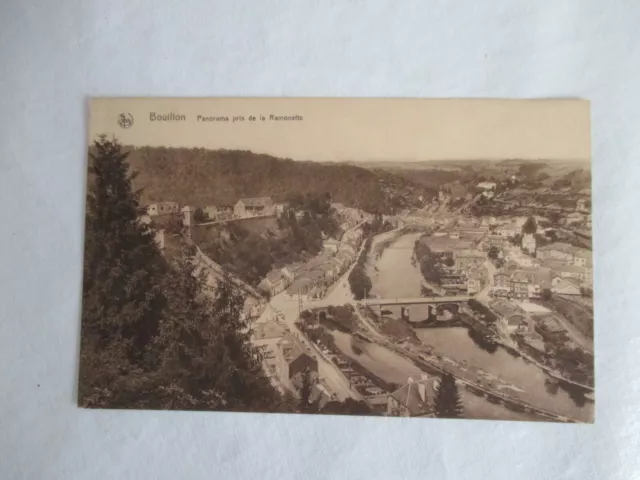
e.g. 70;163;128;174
542;260;592;286
440;270;468;293
490;299;527;331
258;270;288;297
483;234;504;251
233;197;274;218
280;267;295;284
146;201;179;216
203;205;218;220
387;374;437;417
521;233;536;254
203;204;234;220
492;271;511;298
252;322;286;363
477;181;497;192
275;335;319;384
477;182;496;198
323;238;340;253
509;271;530;299
551;276;581;296
285;277;313;302
537;243;592;268
454;227;490;242
467;276;483;295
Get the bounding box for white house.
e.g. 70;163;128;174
551;276;581;295
147;201;179;216
234;197;274;218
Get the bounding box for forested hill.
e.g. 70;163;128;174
123;146;426;214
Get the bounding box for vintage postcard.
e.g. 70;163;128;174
80;98;593;422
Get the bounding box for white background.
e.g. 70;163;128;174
1;1;639;479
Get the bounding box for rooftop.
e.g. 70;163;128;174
252;322;285;341
490;299;523;318
389;376;437;416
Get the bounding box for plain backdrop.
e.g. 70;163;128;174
1;1;639;479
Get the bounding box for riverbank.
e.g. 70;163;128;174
366;232;594;422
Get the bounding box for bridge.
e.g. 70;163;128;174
362;296;471;307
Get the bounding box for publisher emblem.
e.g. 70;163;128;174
117;113;134;129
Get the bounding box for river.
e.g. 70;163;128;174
364;233;593;422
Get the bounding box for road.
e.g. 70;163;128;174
476;257;497;304
269;293;360;401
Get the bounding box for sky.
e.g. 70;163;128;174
89;98;591;163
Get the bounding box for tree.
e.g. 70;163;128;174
81;136;167;372
298;367;314;413
79;136;281;412
193;207;206;222
522;216;537;235
540;288;552;301
443;256;455;268
349;265;372;300
488;246;499;260
433;373;464;418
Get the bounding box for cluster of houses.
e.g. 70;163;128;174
252;320;332;406
257;227;364;301
146;197;286;224
419;231;489;295
203;196;286;221
491;241;592;300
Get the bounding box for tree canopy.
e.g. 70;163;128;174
433;373;464;419
522;216;537;235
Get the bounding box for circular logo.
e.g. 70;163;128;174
117;113;134;129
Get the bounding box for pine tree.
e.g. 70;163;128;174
522;216;537;235
298;367;313;413
79;136;281;411
80;136;167;405
433;373;464;419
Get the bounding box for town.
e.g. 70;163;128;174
139;171;594;422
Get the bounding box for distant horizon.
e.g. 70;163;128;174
90;98;591;163
110;141;590;167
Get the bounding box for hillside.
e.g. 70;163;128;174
122;146;426;214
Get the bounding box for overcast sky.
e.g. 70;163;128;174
89;98;591;163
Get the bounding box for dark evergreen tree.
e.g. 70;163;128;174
522;216;537;235
433;373;464;419
79;136;281;412
298;367;313;413
192;207;206;222
80;136;168;406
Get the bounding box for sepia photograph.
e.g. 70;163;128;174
80;98;593;422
